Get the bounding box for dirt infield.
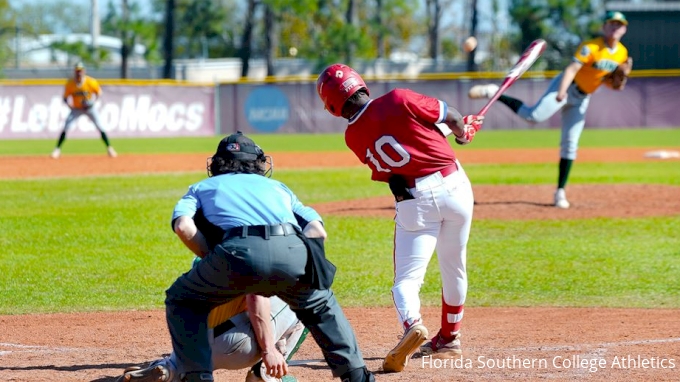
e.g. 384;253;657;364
1;307;678;382
1;148;679;382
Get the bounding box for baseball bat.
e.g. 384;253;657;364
477;39;547;116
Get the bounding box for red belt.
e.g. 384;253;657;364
405;163;458;188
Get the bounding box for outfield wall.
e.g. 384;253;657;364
217;72;680;135
0;81;215;139
1;71;678;139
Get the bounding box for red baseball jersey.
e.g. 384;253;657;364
345;88;456;183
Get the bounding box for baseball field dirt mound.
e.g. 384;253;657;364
2;150;678;221
311;184;680;220
1;307;678;381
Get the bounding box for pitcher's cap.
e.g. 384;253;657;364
604;11;627;25
74;62;85;71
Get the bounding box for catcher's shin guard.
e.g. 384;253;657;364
286;327;309;361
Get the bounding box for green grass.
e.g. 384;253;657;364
0;129;679;314
328;217;680;308
461;127;680;149
2;127;679;156
465;162;680;185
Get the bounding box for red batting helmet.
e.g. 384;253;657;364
316;64;369;117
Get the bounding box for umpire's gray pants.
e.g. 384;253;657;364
165;232;365;379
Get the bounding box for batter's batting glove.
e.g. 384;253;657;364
455;115;484;145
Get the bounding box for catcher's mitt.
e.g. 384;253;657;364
604;58;633;90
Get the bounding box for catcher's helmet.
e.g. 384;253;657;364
316;63;369;117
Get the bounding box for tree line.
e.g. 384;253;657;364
0;0;604;78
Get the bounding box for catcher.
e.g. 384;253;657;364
116;211;309;382
116;293;307;382
468;10;632;208
50;62;117;159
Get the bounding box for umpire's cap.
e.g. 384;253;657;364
604;11;627;25
215;131;264;161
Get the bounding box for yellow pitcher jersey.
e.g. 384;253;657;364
572;36;629;94
63;76;101;109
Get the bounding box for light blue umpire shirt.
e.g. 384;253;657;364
172;173;322;230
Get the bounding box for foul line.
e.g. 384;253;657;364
0;342;89;356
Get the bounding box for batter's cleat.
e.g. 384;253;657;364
107;146;118;158
420;331;462;356
116;364;169;382
382;321;428;372
554;188;570;209
50;148;61;159
468;84;500;99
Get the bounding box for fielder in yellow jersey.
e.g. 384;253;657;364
572;35;629;94
51;62;117;159
63;71;101;109
468;11;632;208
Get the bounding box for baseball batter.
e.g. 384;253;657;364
116;294;307;382
51;62;117;159
469;11;631;208
317;64;484;372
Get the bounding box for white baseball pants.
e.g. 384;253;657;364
391;161;474;328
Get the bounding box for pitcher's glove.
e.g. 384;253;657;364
604;58;633;90
455;115;484;145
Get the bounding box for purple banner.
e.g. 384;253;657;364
218;76;680;134
0;84;215;139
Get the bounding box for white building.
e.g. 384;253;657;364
9;33;147;68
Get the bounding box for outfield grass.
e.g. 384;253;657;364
0;130;679;314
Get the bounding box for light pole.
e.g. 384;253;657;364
91;0;100;61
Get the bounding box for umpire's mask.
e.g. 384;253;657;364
206;131;273;177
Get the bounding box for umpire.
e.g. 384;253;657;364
166;132;374;382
